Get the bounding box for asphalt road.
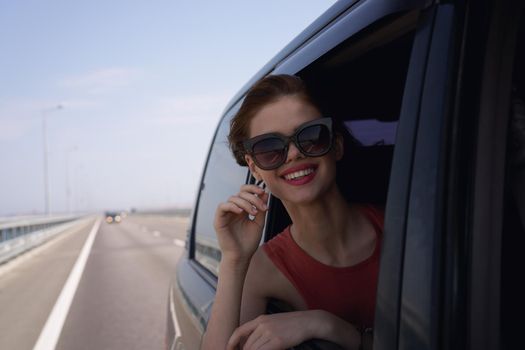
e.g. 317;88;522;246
0;214;189;350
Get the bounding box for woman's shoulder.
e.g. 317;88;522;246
243;246;285;299
247;228;294;289
249;244;283;278
262;226;293;254
246;242;308;310
357;204;385;231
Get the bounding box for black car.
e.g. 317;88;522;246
105;211;122;224
166;0;525;349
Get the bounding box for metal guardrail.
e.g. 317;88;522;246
0;215;88;265
0;215;80;243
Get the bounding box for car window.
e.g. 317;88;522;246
193;108;248;276
263;18;417;240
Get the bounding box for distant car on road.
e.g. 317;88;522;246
105;211;122;224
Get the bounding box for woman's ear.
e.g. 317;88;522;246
334;133;344;161
245;154;262;181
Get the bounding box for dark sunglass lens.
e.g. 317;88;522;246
297;125;331;155
252;137;286;168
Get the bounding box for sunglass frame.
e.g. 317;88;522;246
242;117;334;170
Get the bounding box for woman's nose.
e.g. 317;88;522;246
286;141;303;162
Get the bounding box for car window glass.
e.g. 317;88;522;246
193;109;247;276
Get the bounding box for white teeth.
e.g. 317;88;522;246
284;168;314;180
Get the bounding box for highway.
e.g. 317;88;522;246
0;214;189;350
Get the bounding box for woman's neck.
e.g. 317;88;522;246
285;186;352;241
281;186;374;267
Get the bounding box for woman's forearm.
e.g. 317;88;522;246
200;258;250;350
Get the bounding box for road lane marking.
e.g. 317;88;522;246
32;218;102;350
173;239;185;247
153;230;160;237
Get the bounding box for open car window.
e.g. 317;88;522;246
263;14;417;242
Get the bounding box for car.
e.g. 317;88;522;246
105;211;122;224
166;0;525;349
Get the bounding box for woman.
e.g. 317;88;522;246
201;75;382;350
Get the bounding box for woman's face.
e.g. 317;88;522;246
245;95;343;205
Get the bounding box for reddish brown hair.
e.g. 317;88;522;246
228;74;319;166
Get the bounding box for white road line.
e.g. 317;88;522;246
153;230;160;237
32;218;102;350
173;239;185;247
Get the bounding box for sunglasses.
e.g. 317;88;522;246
243;117;333;170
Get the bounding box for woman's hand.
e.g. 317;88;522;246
227;311;319;350
214;184;269;265
227;310;363;350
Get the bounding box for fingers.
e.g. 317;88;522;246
250;337;275;350
228;195;260;216
229;185;268;214
238;191;268;212
240;184;266;196
240;184;269;209
227;319;258;350
215;185;270;231
216;201;244;217
244;328;267;350
229;317;283;350
216;193;265;218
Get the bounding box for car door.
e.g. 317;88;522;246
170;0;431;349
375;0;524;349
169;0;524;349
168;103;250;350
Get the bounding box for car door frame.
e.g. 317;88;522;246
375;0;523;349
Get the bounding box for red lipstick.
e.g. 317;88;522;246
280;163;318;186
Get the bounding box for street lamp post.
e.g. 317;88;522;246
42;105;63;215
65;146;78;214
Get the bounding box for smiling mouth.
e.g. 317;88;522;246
283;168;315;181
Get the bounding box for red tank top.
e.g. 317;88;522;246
263;205;384;328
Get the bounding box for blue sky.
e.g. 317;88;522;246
0;0;336;216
